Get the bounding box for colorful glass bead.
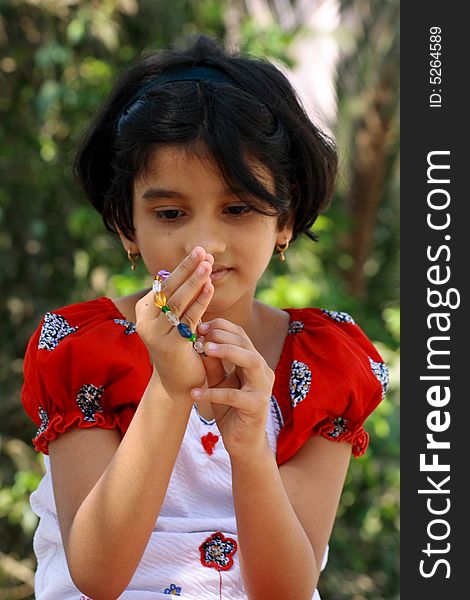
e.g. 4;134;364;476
152;278;162;293
154;291;168;309
189;333;197;342
193;340;205;354
166;311;180;326
161;305;170;313
177;323;193;338
157;269;171;281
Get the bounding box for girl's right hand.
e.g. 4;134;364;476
134;247;215;401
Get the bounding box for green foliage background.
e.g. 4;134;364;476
0;1;399;598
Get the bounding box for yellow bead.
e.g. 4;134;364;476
154;291;168;308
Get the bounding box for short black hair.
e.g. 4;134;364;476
73;33;337;246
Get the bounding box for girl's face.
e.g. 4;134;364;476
123;145;292;315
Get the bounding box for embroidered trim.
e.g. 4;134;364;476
201;432;219;455
38;312;78;351
289;360;312;407
270;395;284;436
321;309;356;324
164;583;182;595
368;357;390;399
76;384;104;422
199;531;238;571
193;403;216;426
113;318;136;335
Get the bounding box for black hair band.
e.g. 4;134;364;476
116;66;238;133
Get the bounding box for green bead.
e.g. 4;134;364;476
189;333;197;342
161;305;170;313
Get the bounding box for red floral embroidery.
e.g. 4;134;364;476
201;432;219;455
199;531;237;571
351;429;369;457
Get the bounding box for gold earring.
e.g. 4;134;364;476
276;240;289;262
127;249;140;272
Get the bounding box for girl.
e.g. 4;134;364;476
21;34;389;600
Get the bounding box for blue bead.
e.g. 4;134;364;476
177;323;193;338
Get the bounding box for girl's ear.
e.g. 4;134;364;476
116;228;139;256
276;209;295;246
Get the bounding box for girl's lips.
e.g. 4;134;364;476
209;268;232;282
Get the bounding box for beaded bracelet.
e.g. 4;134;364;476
153;270;205;354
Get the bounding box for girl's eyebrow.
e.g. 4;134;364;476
141;188;179;201
141;186;242;201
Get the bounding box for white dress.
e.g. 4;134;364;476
30;398;328;599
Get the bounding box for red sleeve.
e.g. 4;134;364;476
273;308;389;466
20;298;152;455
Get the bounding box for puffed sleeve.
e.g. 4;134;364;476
21;298;152;455
273;308;389;466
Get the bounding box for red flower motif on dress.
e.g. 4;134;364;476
201;432;219;455
351;429;369;457
199;531;238;571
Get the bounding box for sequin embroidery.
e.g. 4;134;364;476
38;312;78;351
36;407;49;438
76;384;104;422
288;320;305;334
327;416;349;438
114;318;136;335
289;360;312;407
199;531;238;571
369;357;390;399
321;309;356;324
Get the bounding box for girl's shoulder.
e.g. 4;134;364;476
274;307;389;464
21;297;150;455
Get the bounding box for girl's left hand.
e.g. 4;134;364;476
191;319;275;460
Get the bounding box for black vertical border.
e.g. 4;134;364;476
401;3;467;598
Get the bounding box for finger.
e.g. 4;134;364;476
162;246;207;296
197;318;252;345
191;388;269;418
182;281;214;330
203;329;252;351
202;342;266;386
191;386;248;409
165;260;212;319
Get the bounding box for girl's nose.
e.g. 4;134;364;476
184;224;227;257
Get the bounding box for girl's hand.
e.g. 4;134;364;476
191;319;275;460
135;247;215;400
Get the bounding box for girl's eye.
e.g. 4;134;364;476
226;205;253;217
154;209;185;221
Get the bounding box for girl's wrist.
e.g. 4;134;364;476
228;435;274;468
146;367;195;408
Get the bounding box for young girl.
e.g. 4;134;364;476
21;34;389;600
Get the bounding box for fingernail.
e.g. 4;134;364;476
191;389;202;398
198;322;209;332
206;342;218;351
191;248;199;259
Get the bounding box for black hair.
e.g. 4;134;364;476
73;33;337;246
